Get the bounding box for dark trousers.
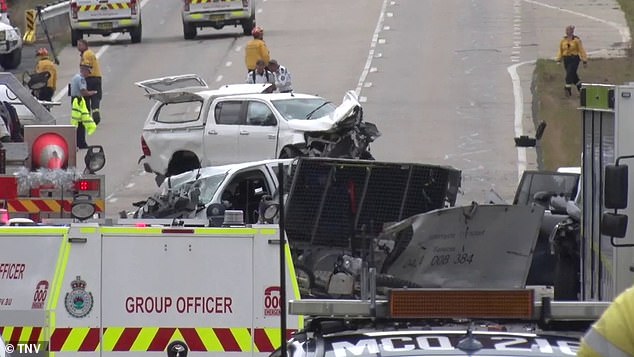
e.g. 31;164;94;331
563;55;581;86
84;76;102;125
72;96;88;148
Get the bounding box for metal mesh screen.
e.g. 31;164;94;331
285;158;461;249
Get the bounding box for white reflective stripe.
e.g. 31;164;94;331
583;328;631;357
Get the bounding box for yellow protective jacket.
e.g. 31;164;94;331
35;57;57;90
556;36;588;62
244;39;270;71
71;97;97;136
80;49;102;78
578;286;634;356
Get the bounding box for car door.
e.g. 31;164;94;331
238;100;279;162
203;100;244;166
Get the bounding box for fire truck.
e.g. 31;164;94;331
0;72;106;224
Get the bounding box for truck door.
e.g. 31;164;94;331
203;100;242;165
239;101;279;162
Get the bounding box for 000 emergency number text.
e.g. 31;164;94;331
126;296;233;314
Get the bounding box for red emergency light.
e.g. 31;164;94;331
31;133;68;170
74;179;100;192
24;126;77;171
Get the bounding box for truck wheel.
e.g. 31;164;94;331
279;146;302;159
0;47;21;70
242;17;255;35
183;22;197;40
130;22;142;43
71;30;83;47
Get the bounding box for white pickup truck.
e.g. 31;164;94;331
181;0;256;39
136;74;362;185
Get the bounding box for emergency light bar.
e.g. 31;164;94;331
289;289;611;321
389;289;533;320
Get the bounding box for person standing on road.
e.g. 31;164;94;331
578;285;634;356
69;64;98;149
556;25;588;97
34;48;57;101
246;59;276;88
77;39;103;125
245;26;270;73
267;59;293;93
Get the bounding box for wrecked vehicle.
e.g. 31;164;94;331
136;74;380;185
128;158;294;222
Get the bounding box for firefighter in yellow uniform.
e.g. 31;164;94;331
555;25;588;97
78;39;103;125
34;48;57;101
578;285;634;356
244;26;270;73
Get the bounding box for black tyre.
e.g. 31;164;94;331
0;48;21;70
183;22;197;40
71;30;82;47
279;146;302;159
242;17;255;35
130;22;142;43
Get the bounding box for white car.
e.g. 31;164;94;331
182;0;256;39
132;158;294;223
136;74;363;184
0;17;21;70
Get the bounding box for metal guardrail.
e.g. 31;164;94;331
39;1;69;21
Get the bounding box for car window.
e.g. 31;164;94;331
195;173;228;205
221;169;270;223
153;100;202;123
215;101;243;125
271;98;336;120
246;101;277;126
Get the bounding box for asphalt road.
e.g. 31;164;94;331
10;0;628;217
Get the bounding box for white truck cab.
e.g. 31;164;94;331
181;0;256;39
69;0;142;46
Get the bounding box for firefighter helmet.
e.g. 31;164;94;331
251;26;263;38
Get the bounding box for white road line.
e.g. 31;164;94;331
51;0;152;103
509;0;631;181
524;0;630;43
216;75;223;82
356;0;389;97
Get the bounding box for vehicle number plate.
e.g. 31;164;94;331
209;14;225;21
97;22;113;30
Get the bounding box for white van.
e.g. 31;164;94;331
181;0;255;39
69;0;142;46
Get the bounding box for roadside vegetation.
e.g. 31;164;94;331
533;0;634;170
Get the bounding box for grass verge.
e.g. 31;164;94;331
533;0;634;170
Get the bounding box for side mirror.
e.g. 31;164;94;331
605;164;628;209
602;212;628;238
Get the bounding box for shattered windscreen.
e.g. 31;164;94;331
272;98;336;120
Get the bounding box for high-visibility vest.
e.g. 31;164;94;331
71;97;96;136
578;286;634;356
